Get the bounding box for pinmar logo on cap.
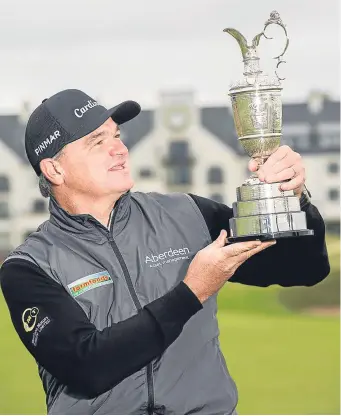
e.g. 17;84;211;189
68;271;113;298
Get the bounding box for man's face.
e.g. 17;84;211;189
57;118;134;197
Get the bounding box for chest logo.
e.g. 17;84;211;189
67;271;113;298
145;247;190;268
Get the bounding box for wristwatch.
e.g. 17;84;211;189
300;184;311;209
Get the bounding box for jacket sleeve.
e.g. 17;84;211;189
0;259;202;398
188;193;330;287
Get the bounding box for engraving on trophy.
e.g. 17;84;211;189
271;95;282;127
250;98;268;130
223;11;314;242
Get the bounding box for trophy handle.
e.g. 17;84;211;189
261;11;289;81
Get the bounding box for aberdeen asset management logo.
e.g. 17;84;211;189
145;247;190;268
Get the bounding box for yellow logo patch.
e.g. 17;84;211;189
22;307;39;332
67;271;113;298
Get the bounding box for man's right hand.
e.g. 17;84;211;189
183;230;276;304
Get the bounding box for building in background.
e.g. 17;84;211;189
0;91;339;256
126;90;340;233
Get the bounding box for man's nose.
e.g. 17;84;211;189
108;141;128;157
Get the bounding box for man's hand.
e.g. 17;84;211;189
248;145;306;199
184;230;275;304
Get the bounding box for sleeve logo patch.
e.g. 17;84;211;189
67;271;113;298
22;307;39;332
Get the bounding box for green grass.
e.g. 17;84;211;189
0;297;46;414
218;311;340;415
0;234;339;414
215;233;340;414
1;296;338;416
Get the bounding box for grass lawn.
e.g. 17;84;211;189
0;295;46;414
215;232;340;415
0;290;339;415
218;310;340;415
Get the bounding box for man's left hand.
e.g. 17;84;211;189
248;145;305;199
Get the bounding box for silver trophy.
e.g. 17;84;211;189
224;11;314;242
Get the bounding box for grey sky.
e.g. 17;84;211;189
0;0;339;113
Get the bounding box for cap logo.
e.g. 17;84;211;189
74;100;99;118
35;130;61;156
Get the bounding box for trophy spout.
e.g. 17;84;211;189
224;11;290;80
223;28;264;76
223;28;250;61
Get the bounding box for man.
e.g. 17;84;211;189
0;89;329;415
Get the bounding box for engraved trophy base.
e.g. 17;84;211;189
227;178;314;243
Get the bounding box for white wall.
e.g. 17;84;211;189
304;153;340;221
130;91;246;205
0;140;49;250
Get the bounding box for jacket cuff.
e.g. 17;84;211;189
144;281;203;348
300;185;312;211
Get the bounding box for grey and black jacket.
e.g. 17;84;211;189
0;191;330;415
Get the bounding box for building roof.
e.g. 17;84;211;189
281;100;340;124
201;106;244;155
201;99;340;155
0;110;155;165
0;115;27;162
120;109;154;150
0;98;339;161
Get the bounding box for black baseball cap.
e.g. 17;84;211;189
25;89;141;175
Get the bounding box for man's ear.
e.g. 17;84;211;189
39;159;64;185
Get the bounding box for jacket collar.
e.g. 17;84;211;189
49;191;132;243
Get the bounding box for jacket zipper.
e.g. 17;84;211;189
108;200;155;415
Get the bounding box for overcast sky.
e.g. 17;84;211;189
0;0;339;113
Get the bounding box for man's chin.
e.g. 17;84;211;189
126;178;134;190
116;179;134;194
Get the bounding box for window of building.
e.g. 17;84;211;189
300;135;310;149
210;193;224;204
0;202;9;218
208;167;224;184
328;162;339;174
165;141;193;185
290;136;300;149
0;232;10;250
167;166;192;185
309;128;320;147
33;199;46;213
139;168;154;178
328;188;339;201
0;176;9;192
169;141;190;162
320;134;340;149
282;136;293;148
